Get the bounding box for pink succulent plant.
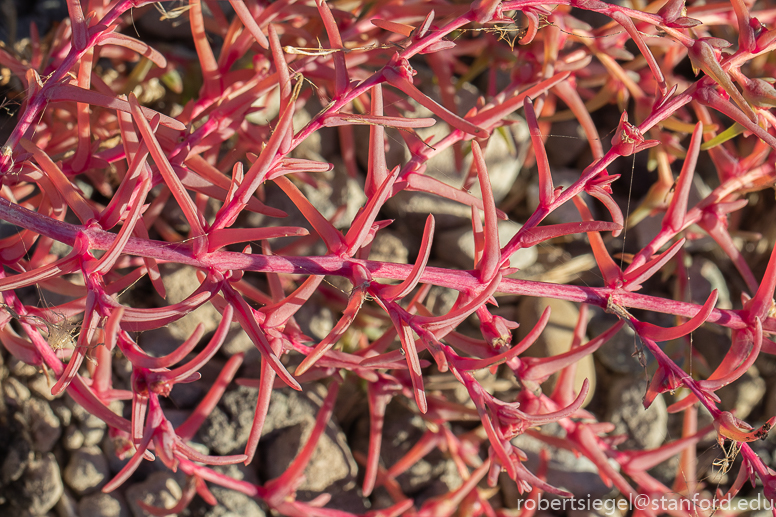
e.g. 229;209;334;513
1;0;776;515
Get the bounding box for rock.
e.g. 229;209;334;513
8;356;38;377
82;416;106;448
516;298;596;406
385;191;473;233
436;220;538;271
687;257;732;310
266;164;366;235
62;425;85;451
51;401;71;426
198;385;258;455
3;376;30;406
140;264;221;353
0;409;31;485
19;453;64;516
101;433;130;477
124;472;182;517
63;446;110;496
605;376;667;450
527;168;598;226
66;395;108;448
423;283;460;316
26;398;61;453
568;502;625;517
258;387;364;512
28;374;59;401
55;489;78;517
367;229;410;264
351;400;462;503
78;492;131;517
356;80;529;233
199;488;267;517
188;464;265;517
717;366;766;420
512;425;614;499
544;120;589;168
247;92;338;163
589;309;643;375
220;321;256;357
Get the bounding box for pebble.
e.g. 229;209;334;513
516;297;596;406
351;400;462;504
526;169;592;225
257;387;364;512
512;425;614;499
139;264;221;353
63;446;110;496
589;308;643;375
55;488;78;517
605;376;667;450
717;367;766;420
62;424;85;451
124;472;182;517
77;492;131;517
199;385;258;455
28;373;59;401
8;356;38;377
21;453;64;516
3;376;31;406
188;465;265;517
436;220;538;271
27;397;62;453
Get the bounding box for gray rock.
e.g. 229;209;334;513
290;301;336;348
544;120;589;168
0;407;31;486
200;488;266;517
527;169;591;225
78;492;131;517
3;376;31;406
687;258;732;310
299;167;367;232
55;489;78;517
589;309;643;375
1;444;30;486
101;433;131;477
51;401;71;427
63;446;110;496
423;283;460;316
198;385;258;455
189;464;264;517
124;472;182;517
26;398;62;453
258;387;364;512
351;400;462;503
356;81;529;233
517;297;595;407
367;229;410;264
220;321;256;357
512;426;614;499
385;191;473;233
717;366;766;420
21;453;64;516
605;376;667;450
436;220;538;271
28;374;59;401
140;264;221;351
8;356;38;377
66;408;107;448
62;424;85;451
